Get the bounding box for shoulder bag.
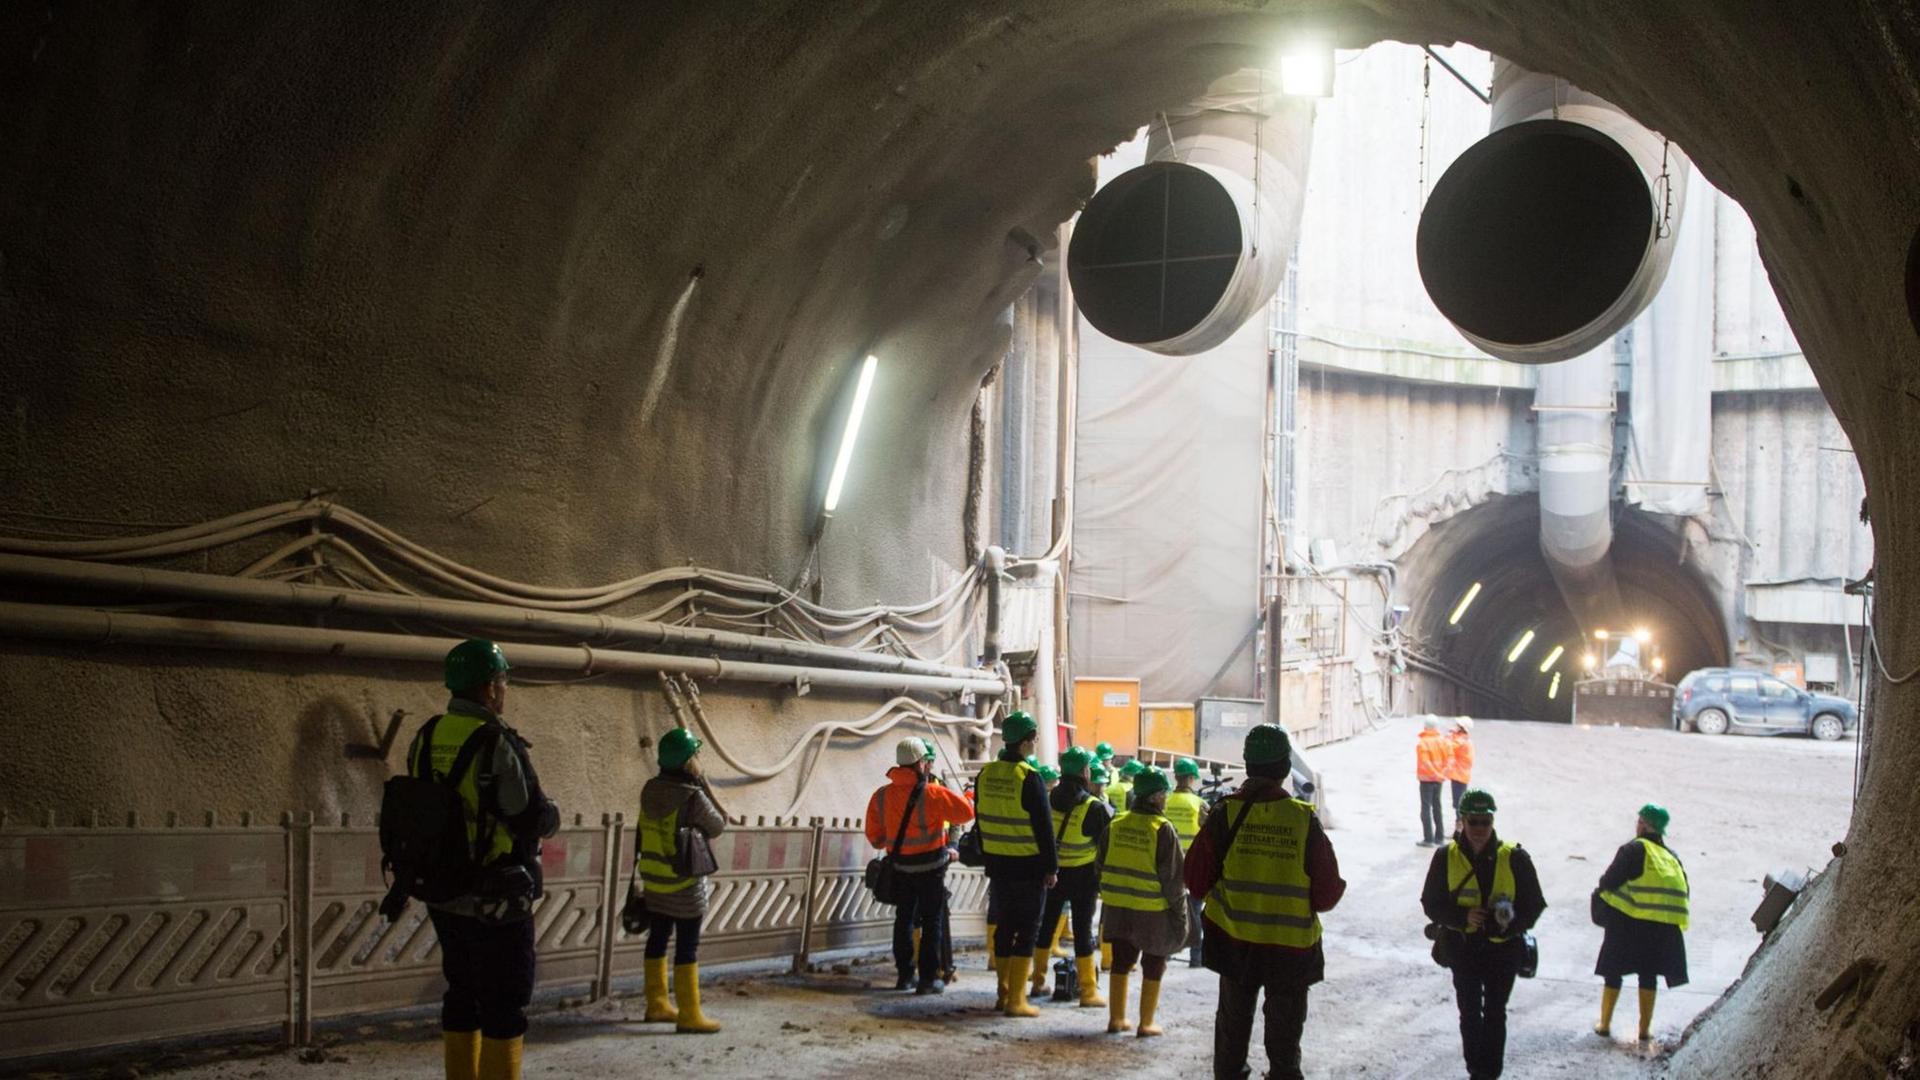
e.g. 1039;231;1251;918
672;796;720;878
864;780;925;905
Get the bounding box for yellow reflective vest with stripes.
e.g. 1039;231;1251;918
1447;840;1518;943
407;709;513;866
977;758;1040;857
1202;798;1321;948
1052;796;1099;868
1600;837;1690;930
1164;790;1206;849
1100;811;1172;911
637;804;694;896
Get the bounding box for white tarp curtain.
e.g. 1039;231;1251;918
1067;315;1268;702
1625;181;1713;517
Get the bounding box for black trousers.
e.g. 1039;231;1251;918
644;911;701;965
1452;945;1520;1079
1419;781;1445;842
1214;970;1310;1080
1450;779;1467;810
1039;871;1099;957
890;867;948;982
988;877;1048;957
430;908;536;1040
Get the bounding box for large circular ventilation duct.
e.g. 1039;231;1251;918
1068;70;1313;356
1417;60;1690;364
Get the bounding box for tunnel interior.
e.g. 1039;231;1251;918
1399;495;1730;722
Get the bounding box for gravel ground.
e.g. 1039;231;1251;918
70;715;1854;1080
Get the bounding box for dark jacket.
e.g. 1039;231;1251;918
981;750;1058;880
1184;777;1345;985
1421;832;1546;958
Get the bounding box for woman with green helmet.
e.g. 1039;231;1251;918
1096;765;1188;1038
632;727;728;1034
1591;803;1690;1044
1034;745;1114;1007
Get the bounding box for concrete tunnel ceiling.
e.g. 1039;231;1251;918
5;4;1920;1075
1399;496;1730;722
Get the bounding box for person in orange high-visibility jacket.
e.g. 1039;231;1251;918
867;737;976;994
1446;718;1476;827
1416;718;1452;847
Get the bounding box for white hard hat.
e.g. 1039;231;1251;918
896;737;931;766
1455;717;1474;732
1422;716;1440;731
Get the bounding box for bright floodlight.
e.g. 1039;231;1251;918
1583;653;1598;670
1634;627;1652;644
1506;629;1535;664
1548;672;1562;700
1594;629;1610;640
823;354;878;513
1652;657;1666;673
1278;43;1334;97
1448;582;1482;626
1538;645;1565;673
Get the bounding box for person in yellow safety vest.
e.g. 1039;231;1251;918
634;726;728;1034
1034;746;1114;1007
1096;765;1188;1038
1095;741;1117;774
1187;724;1344;1080
405;640;560;1080
978;711;1058;1017
1088;761;1115;974
1592;803;1690;1044
1420;788;1547;1080
1165;758;1208;968
1107;758;1142;811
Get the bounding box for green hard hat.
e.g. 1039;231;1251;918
1039;764;1060;783
1131;765;1172;799
1174;757;1201;779
1095;741;1116;761
1458;788;1498;815
1244;723;1291;765
1003;710;1039;746
1090;763;1111;784
1024;754;1041;771
444;639;510;692
1060;746;1093;776
1119;759;1145;779
1638;803;1671;832
658;727;703;770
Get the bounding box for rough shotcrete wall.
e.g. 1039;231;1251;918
4;5;1920;1073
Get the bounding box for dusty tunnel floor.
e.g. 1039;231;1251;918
93;716;1853;1080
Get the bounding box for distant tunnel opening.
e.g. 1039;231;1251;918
1396;496;1730;722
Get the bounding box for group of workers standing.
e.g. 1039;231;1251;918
1413;718;1691;1079
397;639;1688;1080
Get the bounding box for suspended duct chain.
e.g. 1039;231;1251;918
1068;69;1313;356
1417;59;1691;364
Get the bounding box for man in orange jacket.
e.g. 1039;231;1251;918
866;737;975;993
1446;718;1475;829
1416;718;1451;847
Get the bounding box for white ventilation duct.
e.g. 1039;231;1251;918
1068;69;1313;356
1536;343;1624;633
1417;60;1690;365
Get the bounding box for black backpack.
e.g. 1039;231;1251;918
378;716;495;920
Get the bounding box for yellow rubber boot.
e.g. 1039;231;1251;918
643;956;678;1023
1003;956;1040;1017
1595;985;1619;1036
1106;971;1132;1033
1637;988;1657;1042
985;922;997;969
1136;978;1164;1037
1100;941;1113;973
673;963;721;1034
476;1036;521;1080
1076;955;1105;1008
1029;948;1051;996
442;1030;480;1080
1051;914;1071;957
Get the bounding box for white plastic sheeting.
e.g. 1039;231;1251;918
1067;312;1268;701
1626;179;1714;516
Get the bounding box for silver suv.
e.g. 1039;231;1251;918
1672;668;1856;740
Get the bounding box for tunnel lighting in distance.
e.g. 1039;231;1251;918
1594;629;1610;640
1583;652;1598;671
1278;42;1334;97
1538;645;1565;673
1505;629;1536;664
1548;672;1562;699
1652;657;1666;673
1634;627;1652;644
1448;582;1482;625
822;354;879;514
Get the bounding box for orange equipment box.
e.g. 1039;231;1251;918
1071;677;1142;756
